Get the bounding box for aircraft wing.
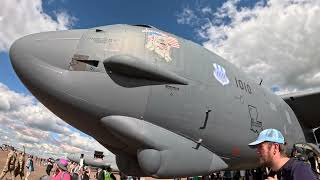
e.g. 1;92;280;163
281;89;320;129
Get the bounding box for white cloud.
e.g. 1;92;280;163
202;7;212;14
12;102;71;134
0;83;68;134
61;144;83;154
58;132;108;154
178;0;320;93
0;82;110;158
0;0;75;52
0;96;10;111
177;7;200;26
0;84;34;110
17;132;40;144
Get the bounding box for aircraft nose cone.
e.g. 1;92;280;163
9;31;80;95
9;34;38;82
10;35;31;73
10;30;84;72
10;30;85;90
9;34;56;95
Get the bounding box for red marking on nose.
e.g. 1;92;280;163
232;147;241;157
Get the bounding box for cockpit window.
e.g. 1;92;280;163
77;60;99;67
69;54;100;71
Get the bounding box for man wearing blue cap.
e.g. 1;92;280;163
248;128;317;180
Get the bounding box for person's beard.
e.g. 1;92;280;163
259;151;273;167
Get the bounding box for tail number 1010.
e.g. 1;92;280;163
235;77;252;94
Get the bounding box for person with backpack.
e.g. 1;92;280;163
25;155;34;180
52;158;71;180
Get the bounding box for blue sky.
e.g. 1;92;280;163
1;0;320;157
1;0;259;94
42;0;223;39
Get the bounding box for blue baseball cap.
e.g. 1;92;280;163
248;128;285;147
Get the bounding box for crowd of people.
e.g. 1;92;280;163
1;128;320;180
0;146;116;180
42;158;116;180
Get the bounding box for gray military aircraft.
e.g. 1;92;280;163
9;24;320;178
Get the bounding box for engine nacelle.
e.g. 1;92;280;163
137;148;226;178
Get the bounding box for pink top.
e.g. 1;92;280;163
52;171;71;180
